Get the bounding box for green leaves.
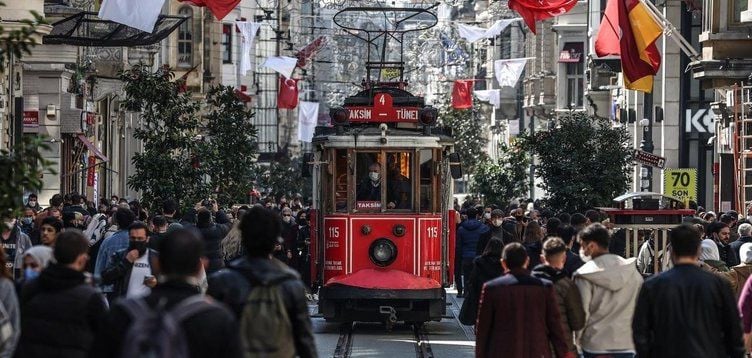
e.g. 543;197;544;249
121;65;209;211
518;113;633;213
254;154;310;201
437;95;489;174
0;136;55;220
202;85;259;206
470;141;530;207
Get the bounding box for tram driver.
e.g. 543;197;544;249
356;162;410;209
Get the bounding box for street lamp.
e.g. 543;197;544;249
639;93;654;192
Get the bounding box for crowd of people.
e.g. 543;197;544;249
0;192;317;358
455;197;752;358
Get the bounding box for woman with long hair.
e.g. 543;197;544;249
458;238;504;325
0;245;21;357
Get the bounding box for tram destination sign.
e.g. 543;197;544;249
347;93;421;123
633;149;666;169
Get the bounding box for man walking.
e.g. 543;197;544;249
15;230;108;358
208;206;317;358
633;223;744;358
100;222;159;300
573;223;642;357
99;228;240;358
475;242;571;358
455;207;490;297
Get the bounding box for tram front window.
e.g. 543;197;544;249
355;152;413;211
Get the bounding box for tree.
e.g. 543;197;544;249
255;149;312;201
203;85;258;206
470;141;530;207
437;95;488;174
519;112;633;213
122;65;210;211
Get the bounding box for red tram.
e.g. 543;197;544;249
306;6;460;324
308;90;460;324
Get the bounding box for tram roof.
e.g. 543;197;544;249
312;126;453;149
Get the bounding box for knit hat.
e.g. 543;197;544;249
699;239;720;262
741;243;752;264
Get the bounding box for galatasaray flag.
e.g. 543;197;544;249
595;0;662;93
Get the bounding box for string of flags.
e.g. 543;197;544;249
452;57;533;109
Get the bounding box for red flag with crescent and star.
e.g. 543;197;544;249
508;0;578;34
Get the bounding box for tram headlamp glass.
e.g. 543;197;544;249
369;239;397;267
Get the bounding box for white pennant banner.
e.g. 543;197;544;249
99;0;165;33
494;58;534;88
474;89;501;108
298;101;319;142
262;56;298;79
236;22;262;76
456;18;521;43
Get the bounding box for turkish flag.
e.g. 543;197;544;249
179;0;240;20
451;80;473;110
508;0;577;34
278;76;299;109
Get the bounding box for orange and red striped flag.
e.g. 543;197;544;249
595;0;662;93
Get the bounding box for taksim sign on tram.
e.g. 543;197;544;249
347;93;421;123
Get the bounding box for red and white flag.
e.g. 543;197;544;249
508;0;577;34
296;36;326;67
452;80;474;109
278;76;299;109
179;0;240;20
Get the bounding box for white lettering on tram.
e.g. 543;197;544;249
397;108;418;121
349;108;372;120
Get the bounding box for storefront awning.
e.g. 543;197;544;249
559;42;583;63
44;11;186;47
77;134;108;162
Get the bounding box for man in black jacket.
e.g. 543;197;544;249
208;206;317;358
101;222;159;300
196;208;229;274
633;223;745;358
98;228;241;358
16;230;107;358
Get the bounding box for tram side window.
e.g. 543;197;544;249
419;149;433;212
386;152;413;211
355;152;382;211
334;149;348;212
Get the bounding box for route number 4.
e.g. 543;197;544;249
378;94;386;105
426;226;438;239
328;226;339;238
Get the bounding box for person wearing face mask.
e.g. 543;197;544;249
19;208;35;236
476;209;510;256
17;245;54;290
296;210;313;295
101;222;160;301
1;218;32;281
280;207;299;271
15;230;108;358
356;162;397;209
24;194;41;213
572;224;642;358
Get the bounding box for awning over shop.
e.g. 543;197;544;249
77;134;108;162
43;11;186;47
558;42;583;63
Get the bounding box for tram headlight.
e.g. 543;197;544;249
369;239;397;267
419;106;438;126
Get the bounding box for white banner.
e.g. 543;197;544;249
236;22;262;76
456;18;520;42
494;58;534;88
262;56;298;79
98;0;165;33
298;101;319;142
474;89;501;108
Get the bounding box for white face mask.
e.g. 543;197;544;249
369;172;380;182
484;213;491;220
282;216;291;223
579;247;592;263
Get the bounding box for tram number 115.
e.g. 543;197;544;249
426;227;438;239
328;227;340;238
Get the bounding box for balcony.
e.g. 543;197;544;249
691;0;752;87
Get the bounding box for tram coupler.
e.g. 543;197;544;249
379;306;398;330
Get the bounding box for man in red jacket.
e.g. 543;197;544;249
475;242;572;358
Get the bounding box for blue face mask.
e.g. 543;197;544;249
24;268;39;281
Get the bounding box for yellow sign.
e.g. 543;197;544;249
664;168;697;205
381;68;401;80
